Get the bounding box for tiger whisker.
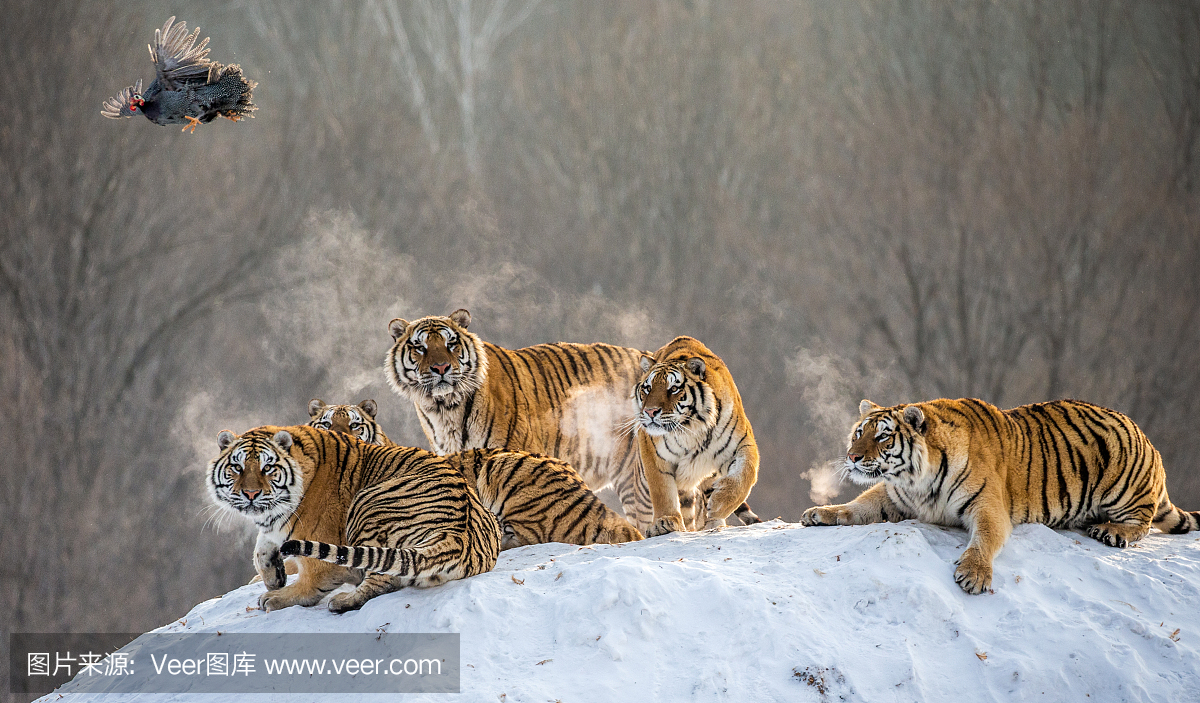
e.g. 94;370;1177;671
197;502;230;533
614;416;643;440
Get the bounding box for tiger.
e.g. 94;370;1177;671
307;398;390;445
801;398;1200;594
384;308;658;530
445;448;644;549
633;336;760;537
206;424;499;613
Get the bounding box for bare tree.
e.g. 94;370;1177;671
370;0;540;179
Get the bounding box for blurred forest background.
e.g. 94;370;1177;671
2;0;1199;661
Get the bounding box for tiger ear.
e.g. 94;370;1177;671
449;308;471;329
859;399;881;418
388;318;410;341
903;405;927;434
686;357;706;380
640;355;654;373
308;399;327;418
217;430;237;451
272;430;294;452
359;399;378;418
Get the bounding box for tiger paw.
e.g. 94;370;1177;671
258;584;323;612
702;518;727;532
258;591;288;612
953;549;993;595
800;505;854;526
1086;523;1146;548
328;592;365;614
646;515;686;537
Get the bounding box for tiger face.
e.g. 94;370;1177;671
844;400;930;485
307;399;386;445
206;429;304;528
385;309;486;407
633;355;716;439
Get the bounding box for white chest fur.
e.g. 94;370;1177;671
884;450;972;527
650;401;738;491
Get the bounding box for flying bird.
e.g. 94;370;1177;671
101;17;257;132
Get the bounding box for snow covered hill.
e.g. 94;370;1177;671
40;520;1200;701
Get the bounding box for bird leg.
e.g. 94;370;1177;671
221;112;243;123
181;116;202;133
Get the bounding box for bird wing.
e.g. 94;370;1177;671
147;16;213;89
100;79;143;119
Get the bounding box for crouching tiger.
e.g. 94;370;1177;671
802;398;1200;594
633;336;760;537
206;424;499;613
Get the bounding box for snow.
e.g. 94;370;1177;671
39;520;1200;702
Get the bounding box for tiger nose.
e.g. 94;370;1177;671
644;407;661;419
847;453;863;463
243;489;261;501
431;363;451;375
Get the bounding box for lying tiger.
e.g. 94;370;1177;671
206;424;499;613
307;399;641;548
802;398;1200;594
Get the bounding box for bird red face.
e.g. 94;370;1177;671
130;96;144;112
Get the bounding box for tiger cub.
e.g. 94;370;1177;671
385;308;656;530
307;399;389;445
445;448;644;549
633;336;759;537
206;425;499;613
802;398;1200;594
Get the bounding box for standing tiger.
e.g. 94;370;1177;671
633;336;760;537
206;424;499;613
445;448;643;549
801;398;1200;594
307;399;389;445
385;308;656;529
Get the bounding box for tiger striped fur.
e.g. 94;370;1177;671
445;448;644;549
307;399;390;445
385;308;657;531
634;336;760;537
206;425;499;613
801;398;1200;594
